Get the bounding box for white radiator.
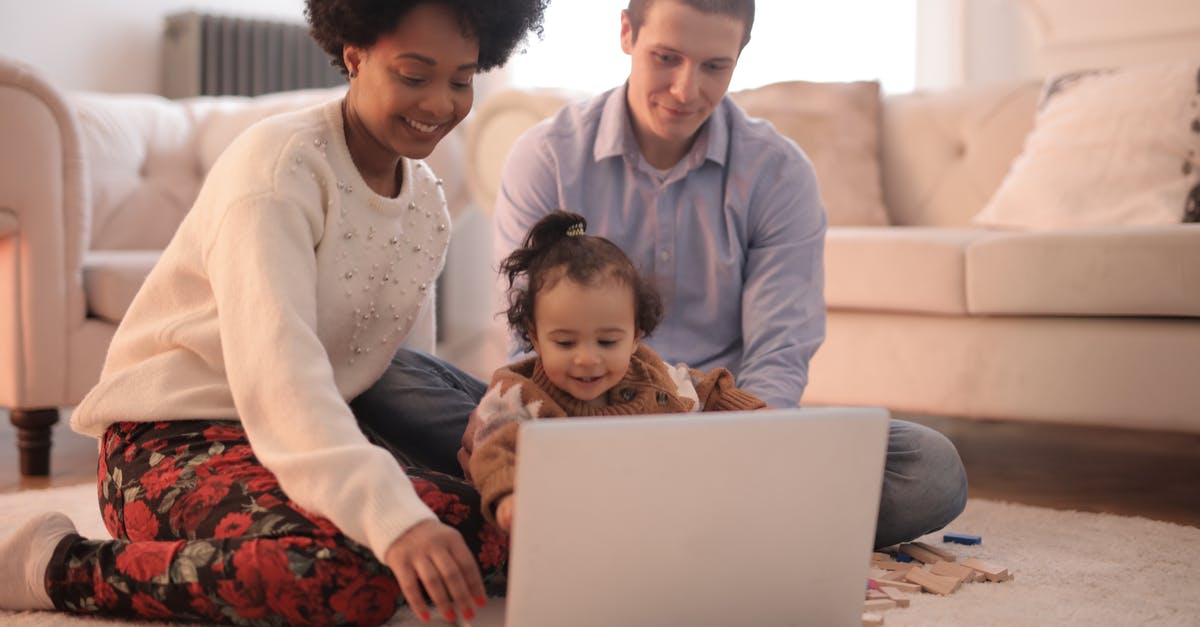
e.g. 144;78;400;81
162;12;343;98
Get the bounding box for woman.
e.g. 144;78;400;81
0;1;547;624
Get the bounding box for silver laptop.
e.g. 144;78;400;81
467;407;889;627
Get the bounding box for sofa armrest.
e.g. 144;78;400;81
0;57;89;407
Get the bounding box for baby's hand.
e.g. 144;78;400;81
496;495;515;533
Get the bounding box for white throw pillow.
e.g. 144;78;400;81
973;61;1200;230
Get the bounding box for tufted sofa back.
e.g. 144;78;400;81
879;80;1040;227
73;87;470;251
464;81;1042;228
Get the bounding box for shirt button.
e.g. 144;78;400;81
659;250;671;262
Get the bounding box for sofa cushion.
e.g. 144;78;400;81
967;225;1200;317
825;227;995;315
74;94;202;252
880;81;1039;227
73;86;471;252
82;250;160;324
731;81;888;227
974;61;1200;230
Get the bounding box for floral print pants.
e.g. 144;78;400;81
45;420;508;626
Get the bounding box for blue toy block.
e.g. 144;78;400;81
943;532;982;545
894;551;913;562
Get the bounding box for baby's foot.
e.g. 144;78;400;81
0;512;77;610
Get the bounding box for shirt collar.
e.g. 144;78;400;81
594;82;731;170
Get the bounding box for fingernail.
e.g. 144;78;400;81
418;610;430;622
475;595;487;607
464;607;476;620
443;608;457;622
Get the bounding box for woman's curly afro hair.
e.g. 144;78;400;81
306;0;549;75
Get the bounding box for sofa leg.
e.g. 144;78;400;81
9;408;59;477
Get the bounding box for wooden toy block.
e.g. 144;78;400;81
943;532;982;545
878;585;911;608
904;567;961;595
866;589;890;600
872;552;892;561
879;568;911;581
897;543;943;564
929;560;975;584
909;541;957;562
874;579;922;593
864;599;898;612
961;557;1011;581
868;567;892;581
872;559;913;571
862;612;884;626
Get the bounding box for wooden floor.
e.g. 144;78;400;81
3;409;1199;528
901;413;1200;527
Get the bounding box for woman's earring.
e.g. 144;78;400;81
348;70;358;79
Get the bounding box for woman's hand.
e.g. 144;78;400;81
385;519;486;623
496;495;515;533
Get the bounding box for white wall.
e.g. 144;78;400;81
0;0;306;94
6;0;1193;97
916;0;1037;90
917;0;1200;91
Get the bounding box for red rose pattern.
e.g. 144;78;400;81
131;592;173;619
139;458;182;500
330;574;399;625
477;523;510;570
102;503;121;538
413;477;472;525
123;500;160;542
213;511;253;538
114;541;179;582
46;419;502;623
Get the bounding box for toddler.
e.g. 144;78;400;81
463;211;766;532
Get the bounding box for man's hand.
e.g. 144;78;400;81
457;407;484;481
495;495;515;533
385;519;486;623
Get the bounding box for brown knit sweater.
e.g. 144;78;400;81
465;344;766;522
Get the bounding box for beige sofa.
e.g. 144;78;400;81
0;57;487;475
463;81;1200;434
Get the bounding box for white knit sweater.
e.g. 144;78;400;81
72;98;451;562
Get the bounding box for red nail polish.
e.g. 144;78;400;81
443;608;457;622
418;610;430;622
464;607;476;620
475;595;487;607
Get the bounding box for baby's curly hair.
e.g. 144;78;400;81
305;0;549;75
501;211;664;353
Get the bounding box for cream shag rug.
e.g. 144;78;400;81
1;483;1197;626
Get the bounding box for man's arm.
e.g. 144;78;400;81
491;125;562;357
737;150;827;408
492;126;562;274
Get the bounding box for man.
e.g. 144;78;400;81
488;0;968;548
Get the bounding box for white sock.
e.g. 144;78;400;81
0;511;77;610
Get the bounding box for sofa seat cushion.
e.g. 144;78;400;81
967;225;1200;316
825;227;995;314
83;250;160;324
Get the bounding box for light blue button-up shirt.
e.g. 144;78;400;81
493;84;826;408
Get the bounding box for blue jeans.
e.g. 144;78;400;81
350;349;488;477
354;349;968;548
874;420;969;548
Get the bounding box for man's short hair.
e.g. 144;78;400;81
626;0;755;50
